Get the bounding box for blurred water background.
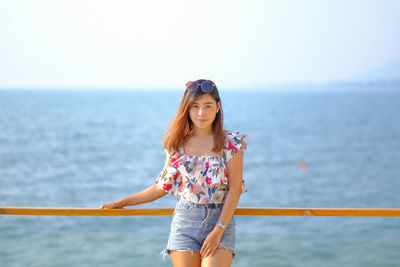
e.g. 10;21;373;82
1;83;399;267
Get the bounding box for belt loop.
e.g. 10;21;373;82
206;207;211;222
201;205;212;224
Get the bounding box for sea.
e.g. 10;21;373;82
1;83;400;267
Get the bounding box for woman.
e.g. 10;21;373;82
100;79;249;267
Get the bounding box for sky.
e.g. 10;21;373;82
1;0;400;90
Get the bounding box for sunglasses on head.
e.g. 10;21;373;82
185;80;216;92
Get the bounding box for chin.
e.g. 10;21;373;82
194;122;212;129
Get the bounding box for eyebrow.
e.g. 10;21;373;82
193;101;214;104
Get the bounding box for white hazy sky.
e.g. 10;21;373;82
1;0;399;89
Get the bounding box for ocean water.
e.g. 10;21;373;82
0;85;400;267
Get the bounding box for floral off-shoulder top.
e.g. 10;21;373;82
155;130;249;204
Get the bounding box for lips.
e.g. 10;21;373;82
197;119;207;122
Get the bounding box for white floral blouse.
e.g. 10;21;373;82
155;130;249;204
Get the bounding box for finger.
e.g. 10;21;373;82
210;247;217;256
207;246;217;257
201;243;208;254
210;247;215;256
200;245;205;256
204;247;212;258
202;250;207;258
201;246;209;257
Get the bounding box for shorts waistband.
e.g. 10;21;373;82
178;199;224;208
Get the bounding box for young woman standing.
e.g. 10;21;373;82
100;79;249;267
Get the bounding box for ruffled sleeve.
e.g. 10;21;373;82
223;131;249;163
155;148;182;195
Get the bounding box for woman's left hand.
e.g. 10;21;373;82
200;227;224;258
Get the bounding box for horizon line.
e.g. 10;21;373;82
1;80;399;91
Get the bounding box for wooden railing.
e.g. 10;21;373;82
1;207;400;217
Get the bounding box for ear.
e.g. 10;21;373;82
216;101;220;113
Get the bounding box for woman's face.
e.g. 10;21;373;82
189;93;220;131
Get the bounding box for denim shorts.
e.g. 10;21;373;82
161;199;236;261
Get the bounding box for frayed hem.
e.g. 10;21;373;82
160;248;199;263
160;249;170;263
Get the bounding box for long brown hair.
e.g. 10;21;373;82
162;79;225;154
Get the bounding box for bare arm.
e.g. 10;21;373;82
200;149;244;257
215;149;243;226
99;154;170;209
99;184;167;209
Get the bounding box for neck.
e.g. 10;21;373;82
192;126;213;136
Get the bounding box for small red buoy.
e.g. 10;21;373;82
300;161;307;170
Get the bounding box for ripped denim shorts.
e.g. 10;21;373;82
161;199;236;261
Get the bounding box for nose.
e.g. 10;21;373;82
198;108;203;115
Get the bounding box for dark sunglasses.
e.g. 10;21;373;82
185;80;216;92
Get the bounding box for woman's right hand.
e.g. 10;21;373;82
99;200;124;209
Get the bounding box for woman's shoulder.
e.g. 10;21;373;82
162;146;180;159
222;129;249;162
223;129;249;141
